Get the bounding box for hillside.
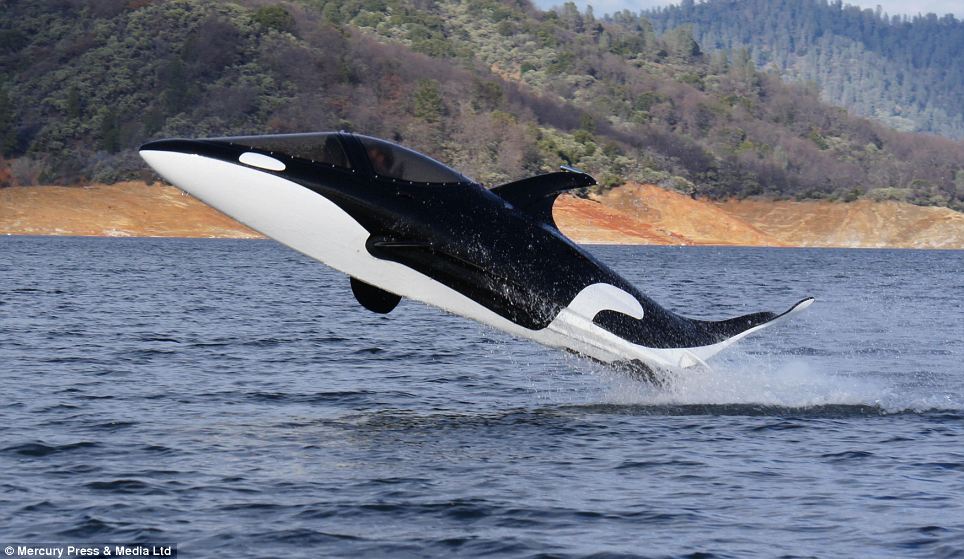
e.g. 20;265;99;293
564;185;964;248
717;198;964;248
1;0;963;211
4;182;963;249
642;0;964;139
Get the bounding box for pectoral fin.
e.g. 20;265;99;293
350;276;401;314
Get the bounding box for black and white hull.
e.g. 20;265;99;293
141;132;812;373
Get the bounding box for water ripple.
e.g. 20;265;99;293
2;238;962;558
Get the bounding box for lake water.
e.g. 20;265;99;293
1;237;962;558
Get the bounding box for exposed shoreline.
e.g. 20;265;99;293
2;181;963;249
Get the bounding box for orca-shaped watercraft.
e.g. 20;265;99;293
140;132;812;373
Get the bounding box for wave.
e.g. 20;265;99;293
2;441;100;457
583;352;962;416
553;402;901;418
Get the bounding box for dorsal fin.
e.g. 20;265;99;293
490;171;596;228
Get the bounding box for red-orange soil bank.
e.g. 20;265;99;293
3;181;963;248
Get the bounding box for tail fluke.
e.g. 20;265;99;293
684;297;815;363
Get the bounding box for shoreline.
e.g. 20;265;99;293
6;232;963;251
2;182;963;249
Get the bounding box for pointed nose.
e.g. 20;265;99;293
139;138;207;155
139;139;212;180
140;138;287;178
139;137;292;203
139;139;222;193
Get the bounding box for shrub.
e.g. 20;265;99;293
252;5;295;34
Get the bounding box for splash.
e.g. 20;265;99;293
589;351;961;414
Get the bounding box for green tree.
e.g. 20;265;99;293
665;26;702;61
99;109;120;153
252;5;295;34
66;87;82;120
160;60;190;113
0;85;15;155
559;2;584;33
412;79;445;123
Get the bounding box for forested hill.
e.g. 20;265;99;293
640;0;964;139
1;0;963;210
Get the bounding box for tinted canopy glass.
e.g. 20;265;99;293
356;135;467;184
216;133;350;169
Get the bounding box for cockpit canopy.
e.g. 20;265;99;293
214;132;472;185
353;134;469;184
215;132;351;169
